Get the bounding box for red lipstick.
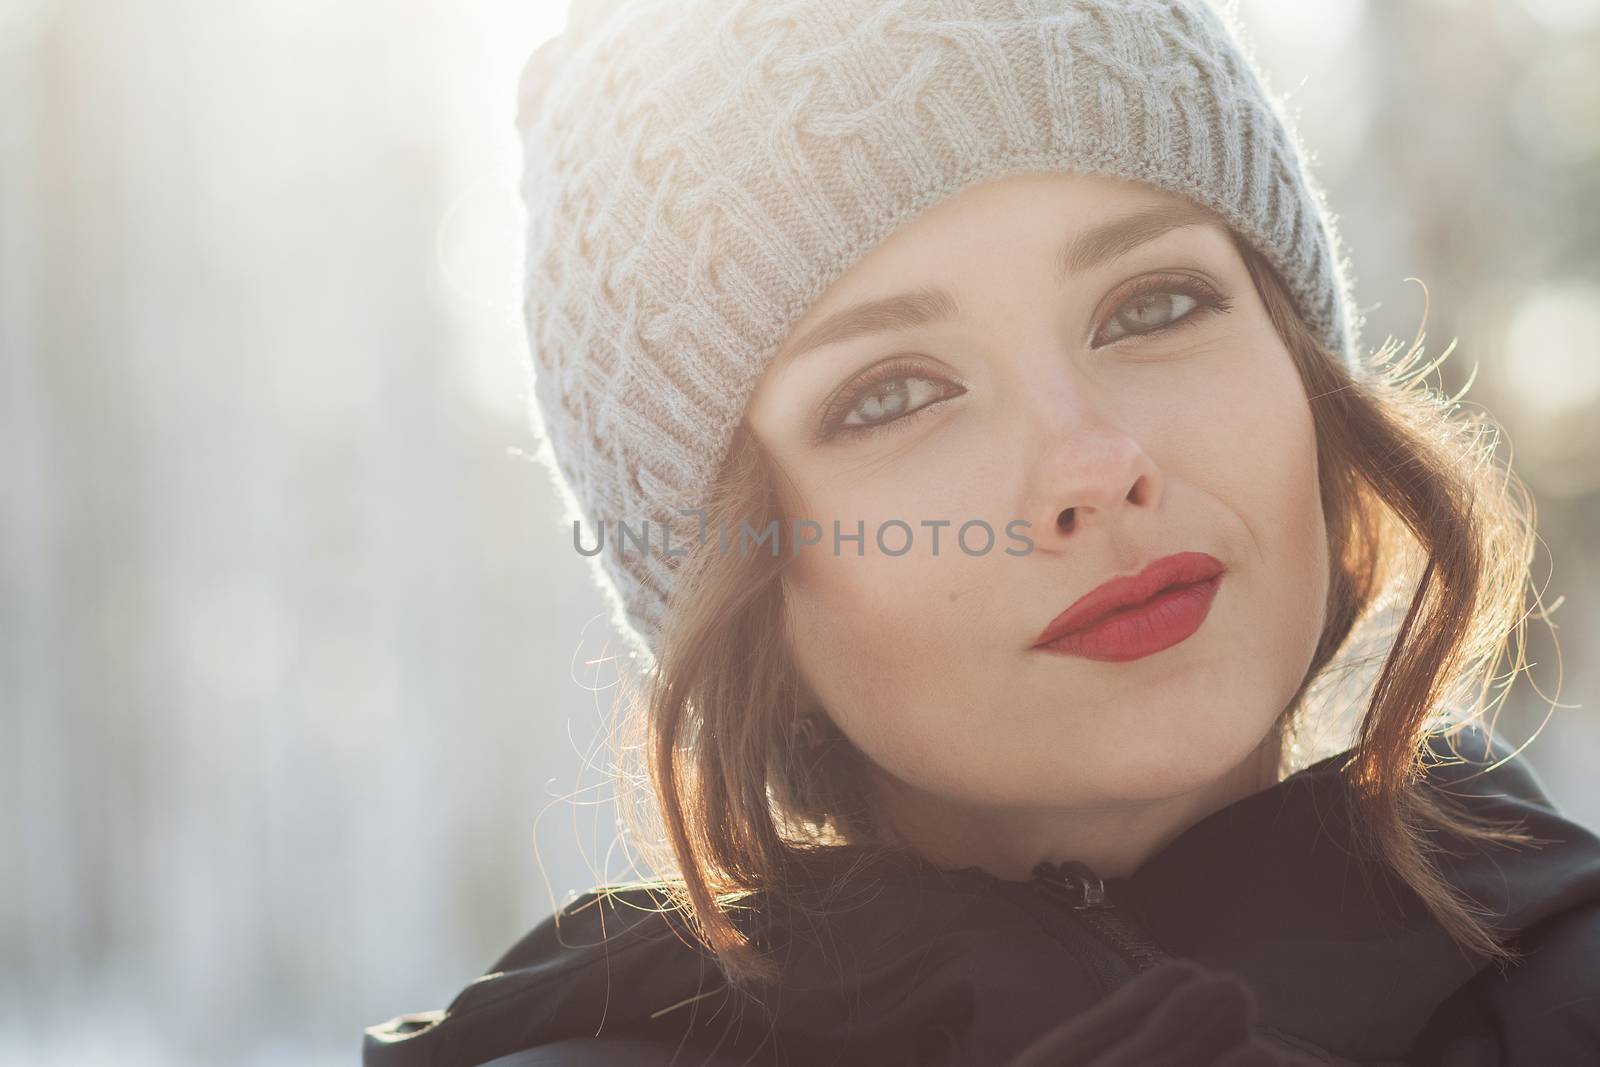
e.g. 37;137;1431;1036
1033;551;1225;662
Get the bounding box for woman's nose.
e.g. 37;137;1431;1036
1020;399;1164;546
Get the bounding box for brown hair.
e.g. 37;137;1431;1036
605;230;1559;991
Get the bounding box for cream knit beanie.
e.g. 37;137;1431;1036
515;0;1366;661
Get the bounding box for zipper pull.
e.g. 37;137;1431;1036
1031;859;1112;909
1032;859;1172;978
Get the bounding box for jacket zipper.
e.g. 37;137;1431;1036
1030;859;1171;990
1030;860;1346;1063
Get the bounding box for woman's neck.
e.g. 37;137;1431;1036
867;727;1287;882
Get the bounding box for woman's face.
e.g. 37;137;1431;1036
742;171;1330;879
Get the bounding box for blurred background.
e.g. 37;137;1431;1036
2;0;1597;1062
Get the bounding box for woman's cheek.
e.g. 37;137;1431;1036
1211;352;1328;667
785;535;978;740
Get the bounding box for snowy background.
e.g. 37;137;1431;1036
3;0;1599;1062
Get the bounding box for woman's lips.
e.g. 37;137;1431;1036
1033;574;1223;662
1032;551;1226;662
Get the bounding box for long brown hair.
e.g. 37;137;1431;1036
604;230;1559;991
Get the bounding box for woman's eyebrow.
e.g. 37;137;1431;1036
773;203;1221;368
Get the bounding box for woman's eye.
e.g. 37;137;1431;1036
817;366;964;443
1108;290;1196;336
1092;281;1231;347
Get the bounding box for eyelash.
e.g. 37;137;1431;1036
813;274;1233;444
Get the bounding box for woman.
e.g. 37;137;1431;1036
364;0;1600;1063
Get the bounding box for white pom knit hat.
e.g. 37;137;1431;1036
515;0;1366;661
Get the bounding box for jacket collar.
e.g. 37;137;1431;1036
364;725;1600;1065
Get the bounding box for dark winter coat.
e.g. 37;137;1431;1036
362;724;1600;1065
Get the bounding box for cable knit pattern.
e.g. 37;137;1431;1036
515;0;1367;660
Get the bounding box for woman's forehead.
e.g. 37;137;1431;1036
759;184;1235;390
797;176;1223;307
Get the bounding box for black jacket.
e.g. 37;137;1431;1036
362;725;1600;1066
